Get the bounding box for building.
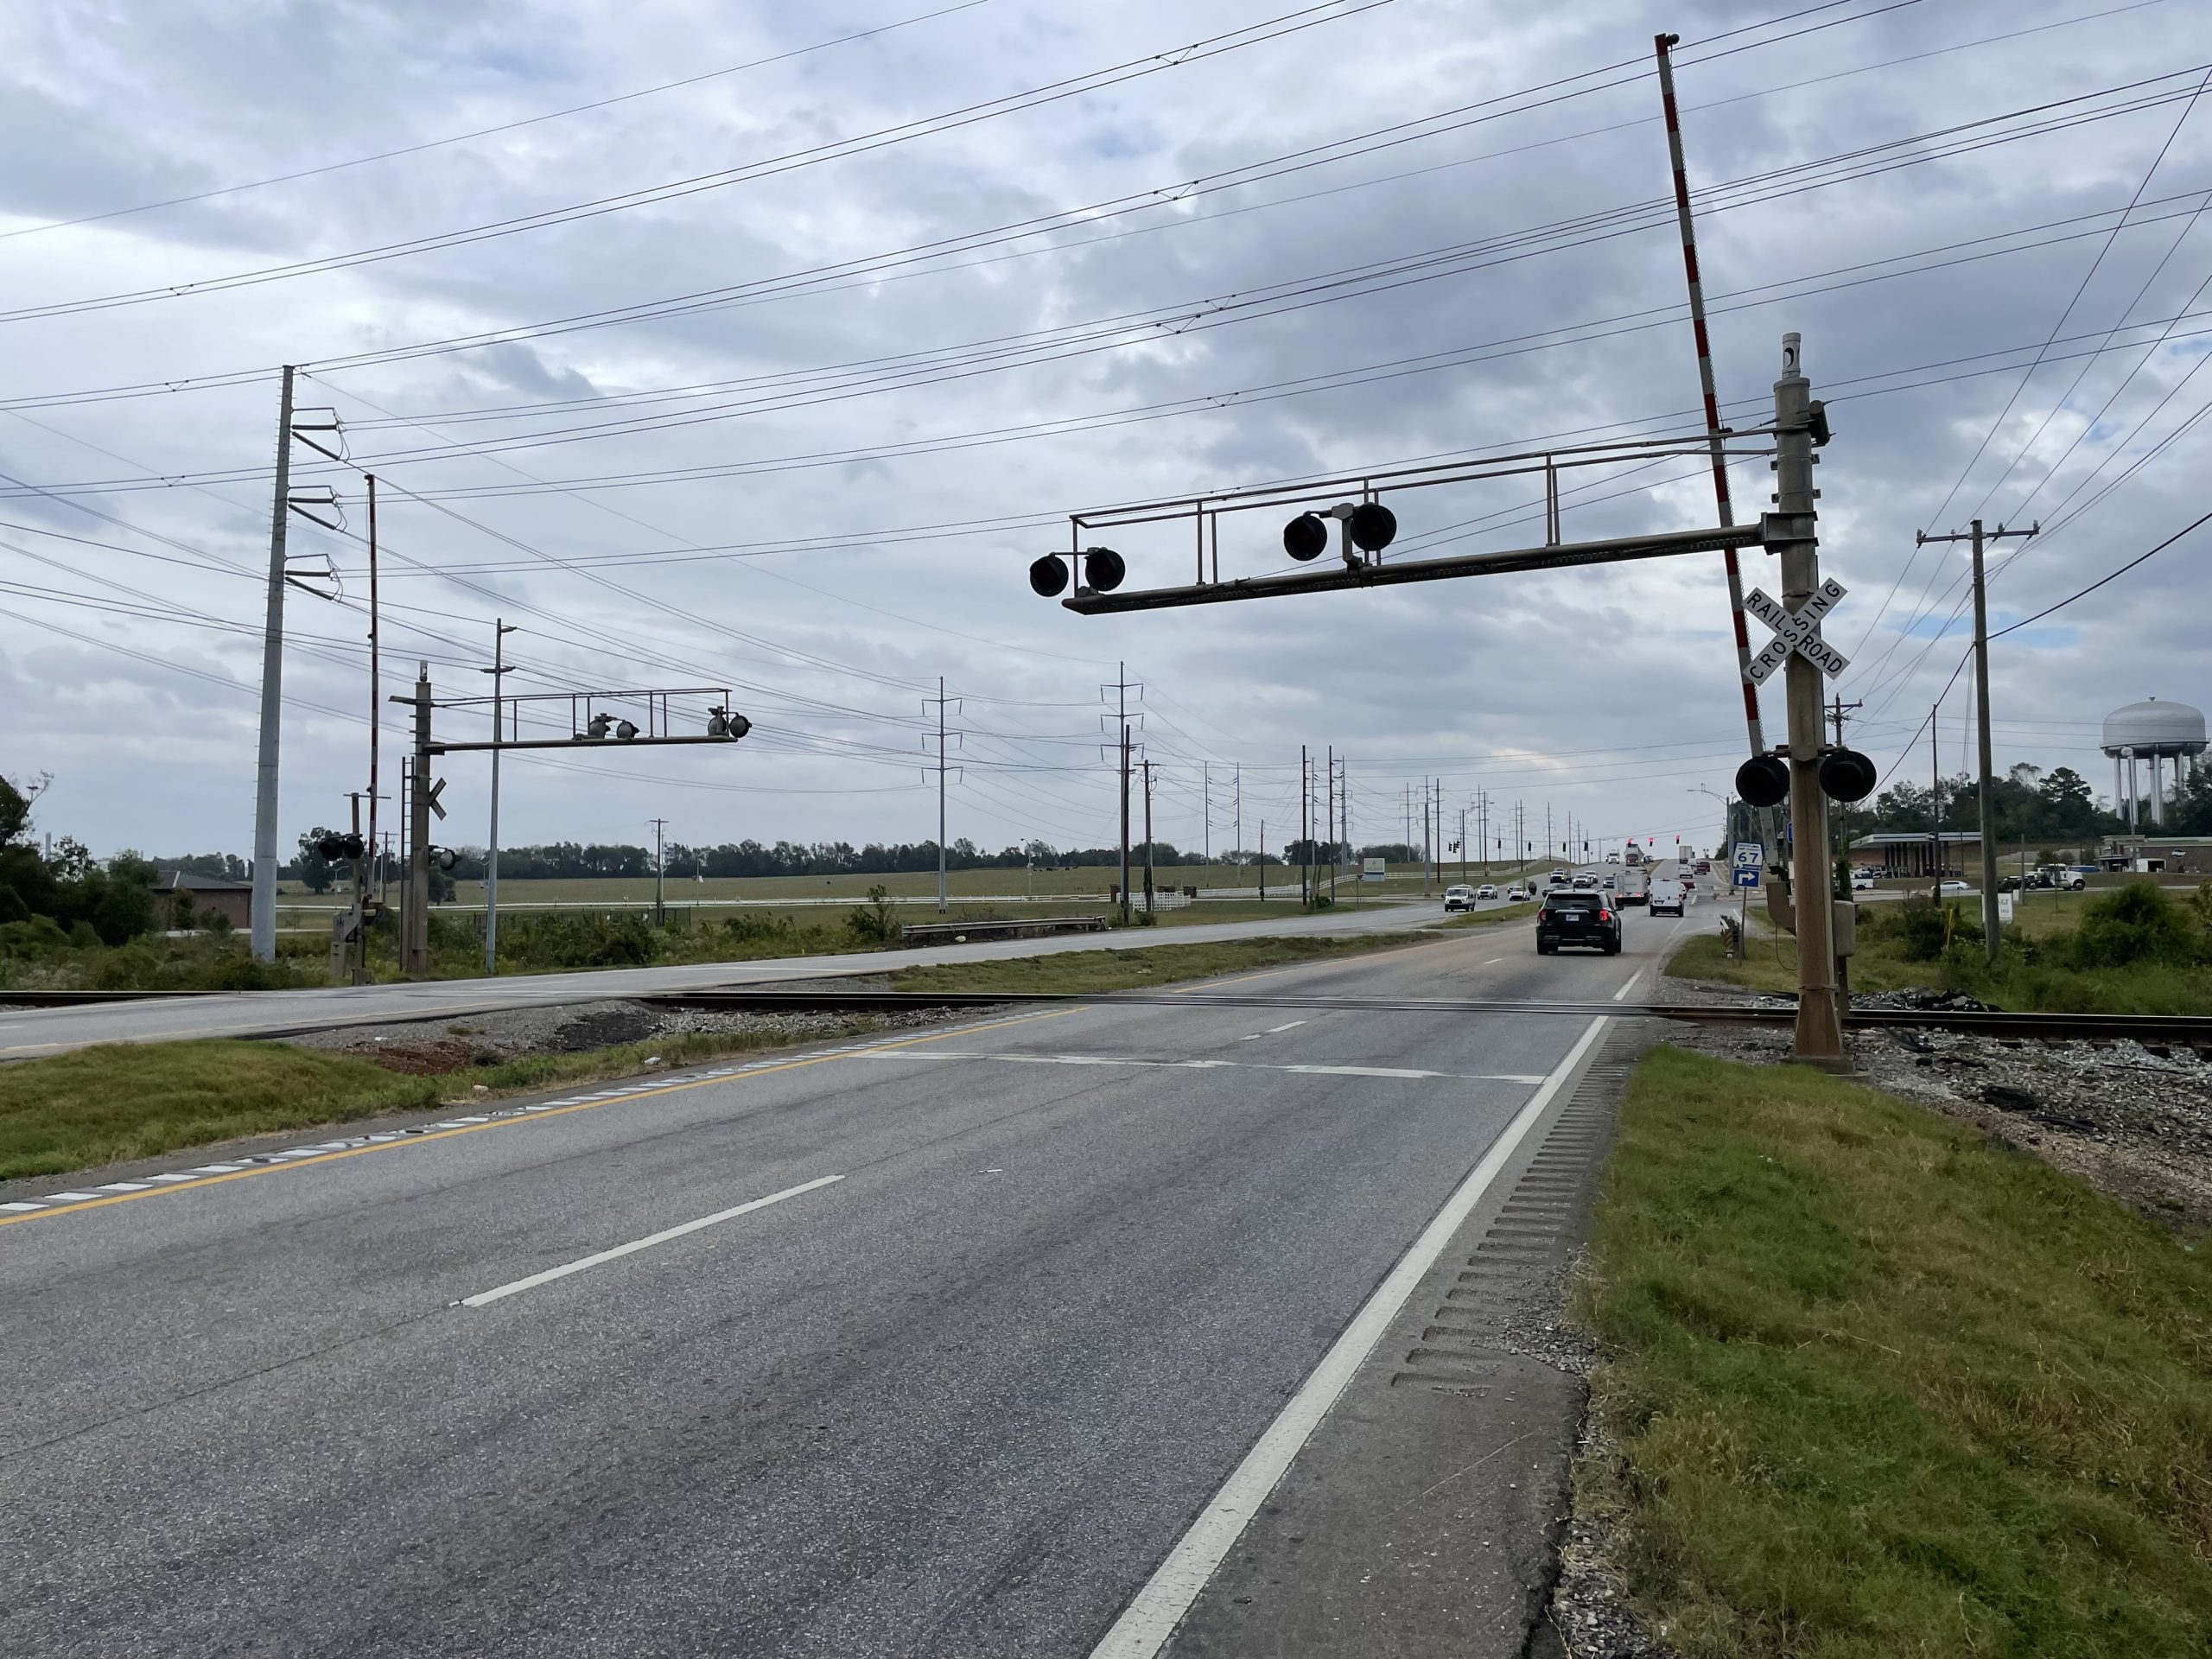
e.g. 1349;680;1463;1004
2101;836;2212;876
156;871;254;931
1850;831;1981;877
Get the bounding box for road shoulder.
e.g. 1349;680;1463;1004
1160;1023;1656;1658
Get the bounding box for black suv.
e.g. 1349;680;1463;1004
1537;886;1623;955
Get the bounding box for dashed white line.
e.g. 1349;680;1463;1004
461;1174;845;1307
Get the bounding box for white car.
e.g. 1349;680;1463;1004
1938;879;1972;896
1504;884;1530;902
1443;884;1477;912
1649;878;1687;917
1476;884;1497;900
1851;871;1878;892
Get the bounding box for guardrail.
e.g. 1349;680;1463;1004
898;915;1110;944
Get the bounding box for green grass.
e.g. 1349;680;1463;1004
1577;1046;2212;1658
1667;889;2212;1015
1428;901;1539;931
0;1042;442;1180
0;1024;887;1183
889;930;1431;995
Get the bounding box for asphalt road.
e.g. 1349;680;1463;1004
0;905;1691;1656
0;894;1474;1060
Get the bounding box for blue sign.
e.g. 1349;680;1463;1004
1734;868;1760;890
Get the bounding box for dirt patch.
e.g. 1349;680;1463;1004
357;1041;483;1077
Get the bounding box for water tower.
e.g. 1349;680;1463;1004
2101;698;2206;829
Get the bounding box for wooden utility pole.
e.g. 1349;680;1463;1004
1916;518;2036;962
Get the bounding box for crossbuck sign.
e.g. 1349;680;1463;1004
1743;578;1848;683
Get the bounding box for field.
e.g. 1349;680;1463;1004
271;859;1559;935
1668;880;2212;1014
1577;1046;2212;1656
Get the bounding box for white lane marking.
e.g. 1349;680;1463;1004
460;1174;844;1308
1262;1020;1307;1033
1087;1014;1612;1659
852;1051;1541;1084
1613;969;1644;1002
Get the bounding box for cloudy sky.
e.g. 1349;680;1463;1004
3;0;2209;868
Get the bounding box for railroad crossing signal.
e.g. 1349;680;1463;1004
1743;578;1848;683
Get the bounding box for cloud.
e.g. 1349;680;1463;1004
0;0;2206;861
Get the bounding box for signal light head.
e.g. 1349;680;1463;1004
1283;512;1329;562
1346;501;1396;554
1735;752;1790;809
1081;546;1125;593
315;833;346;861
584;713;613;741
1818;747;1877;803
615;719;639;741
1029;556;1070;598
433;847;458;872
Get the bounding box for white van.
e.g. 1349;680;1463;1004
1649;878;1686;917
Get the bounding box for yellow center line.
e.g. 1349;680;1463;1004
0;1007;1079;1230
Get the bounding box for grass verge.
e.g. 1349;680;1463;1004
1428;901;1539;931
890;930;1430;995
1577;1046;2212;1657
0;1024;881;1184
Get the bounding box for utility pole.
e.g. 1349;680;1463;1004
1106;663;1135;925
365;473;381;962
1234;762;1243;888
481;619;516;974
1202;761;1211;872
249;365;296;963
650;817;669;927
1325;745;1335;906
405;664;434;979
1916;518;2035;963
1773;333;1843;1065
1259;820;1266;902
1930;703;1943;905
925;677;960;916
1141;758;1156;916
1300;745;1310;908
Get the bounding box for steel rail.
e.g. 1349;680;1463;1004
634;988;2212;1043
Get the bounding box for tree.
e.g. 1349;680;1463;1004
295;830;339;893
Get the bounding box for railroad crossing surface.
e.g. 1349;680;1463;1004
0;897;1468;1060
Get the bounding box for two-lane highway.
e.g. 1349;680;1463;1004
1;906;1692;1656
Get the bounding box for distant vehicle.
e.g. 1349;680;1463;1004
1536;887;1622;955
1476;884;1497;899
1624;846;1643;867
1444;883;1477;912
1938;879;1972;896
1851;871;1878;892
1550;868;1569;884
1504;884;1530;901
1649;878;1687;917
1605;850;1621;864
1601;875;1616;891
1694;859;1712;875
1572;873;1599;890
1616;868;1649;906
2034;865;2086;890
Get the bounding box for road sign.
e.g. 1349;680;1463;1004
1734;867;1759;889
1362;856;1386;883
425;776;448;822
1743;578;1849;683
1732;840;1762;871
1998;892;2015;925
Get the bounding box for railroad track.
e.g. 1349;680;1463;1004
7;985;2205;1047
635;988;2212;1046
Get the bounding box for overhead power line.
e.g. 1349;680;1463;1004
0;2;995;243
0;0;1955;408
0;1;1388;324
